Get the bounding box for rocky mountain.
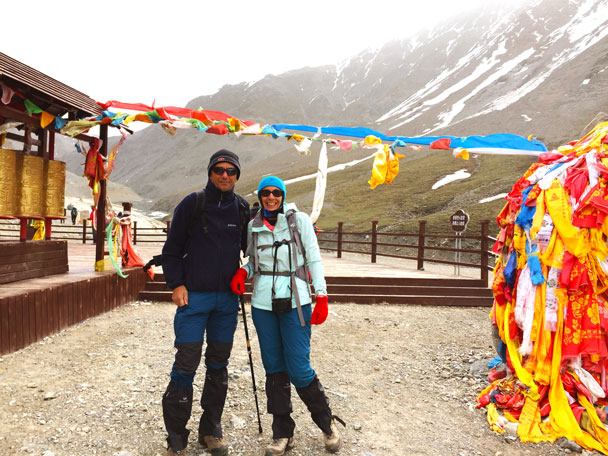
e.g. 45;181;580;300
57;0;608;231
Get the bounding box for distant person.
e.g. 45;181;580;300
89;206;96;244
250;201;260;220
70;207;77;225
230;176;343;455
62;207;66;224
161;150;249;456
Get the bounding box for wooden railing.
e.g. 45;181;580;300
0;220;170;245
130;221;170;244
0;220;95;243
316;220;497;282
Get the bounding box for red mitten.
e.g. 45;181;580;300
310;295;328;325
230;268;247;295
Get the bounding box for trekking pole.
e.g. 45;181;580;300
240;293;263;433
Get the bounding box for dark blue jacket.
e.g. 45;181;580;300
162;181;246;292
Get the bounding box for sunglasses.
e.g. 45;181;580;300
259;189;284;198
211;166;238;176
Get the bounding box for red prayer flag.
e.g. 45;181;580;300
206;124;229;135
429;138;451;149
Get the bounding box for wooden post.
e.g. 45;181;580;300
82;219;87;244
133;221;138;245
48;130;55;161
480;219;490;285
39;129;48;159
337;222;343;258
95;125;108;266
371;220;378;263
417;220;426;270
166;220;171;232
47;129;56;240
44;218;52;240
19;218;27;242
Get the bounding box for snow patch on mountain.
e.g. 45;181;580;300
479;193;508;203
432;169;471;190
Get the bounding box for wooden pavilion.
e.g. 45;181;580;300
0;52;148;355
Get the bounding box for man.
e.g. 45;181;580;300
161;149;249;456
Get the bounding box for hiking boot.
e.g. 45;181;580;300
265;436;295;456
199;435;229;455
166;447;187;456
323;421;342;453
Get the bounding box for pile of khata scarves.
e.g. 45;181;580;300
477;122;608;453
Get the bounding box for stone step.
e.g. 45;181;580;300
140;274;493;307
137;291;493;307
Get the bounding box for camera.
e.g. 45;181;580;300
272;298;292;312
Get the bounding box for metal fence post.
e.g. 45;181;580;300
480;219;490;284
371;221;378;263
417;220;426;270
82;219;87;244
133;221;138;245
337;222;343;258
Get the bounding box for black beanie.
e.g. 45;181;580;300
207;149;241;179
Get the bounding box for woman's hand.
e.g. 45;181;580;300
230;268;248;295
310;294;328;325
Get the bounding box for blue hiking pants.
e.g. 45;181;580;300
163;291;238;451
252;304;315;388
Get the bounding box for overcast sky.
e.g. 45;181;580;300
2;0;500;109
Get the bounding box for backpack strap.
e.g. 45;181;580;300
187;190;207;240
285;210;312;327
286;210;310;284
235;194;250;254
248;210;264;288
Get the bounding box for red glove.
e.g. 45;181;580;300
310;295;328;325
230;268;247;295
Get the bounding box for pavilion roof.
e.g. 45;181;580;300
0;52;102;118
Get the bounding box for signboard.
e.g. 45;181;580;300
450;209;469;232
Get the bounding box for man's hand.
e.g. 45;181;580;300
172;285;188;307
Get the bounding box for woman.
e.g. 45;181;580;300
230;176;342;455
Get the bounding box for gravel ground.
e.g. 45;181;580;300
0;300;598;456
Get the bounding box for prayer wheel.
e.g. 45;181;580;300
43;159;66;217
0;150;66;218
15;154;44;217
0;149;18;216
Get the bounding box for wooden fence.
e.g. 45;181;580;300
316;220;497;283
0;220;169;245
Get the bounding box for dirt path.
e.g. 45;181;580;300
0;301;591;456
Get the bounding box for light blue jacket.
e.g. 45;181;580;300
243;202;327;311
